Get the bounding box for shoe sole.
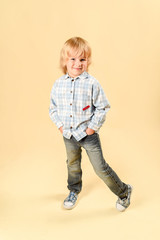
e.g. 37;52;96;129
63;203;76;210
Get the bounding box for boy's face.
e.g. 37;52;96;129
66;52;88;78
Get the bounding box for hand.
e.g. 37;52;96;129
59;126;63;134
86;128;95;135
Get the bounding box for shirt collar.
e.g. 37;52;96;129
65;71;89;80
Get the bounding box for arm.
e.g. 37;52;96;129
88;81;110;131
49;82;64;130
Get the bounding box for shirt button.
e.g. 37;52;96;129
70;126;72;129
70;91;72;93
72;79;74;82
70;103;72;106
70;115;72;117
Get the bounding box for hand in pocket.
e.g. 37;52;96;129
59;126;63;134
86;128;95;135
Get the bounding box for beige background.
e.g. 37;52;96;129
0;0;160;239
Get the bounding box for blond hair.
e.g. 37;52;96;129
60;37;92;74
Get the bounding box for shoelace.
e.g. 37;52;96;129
67;192;77;203
119;197;127;203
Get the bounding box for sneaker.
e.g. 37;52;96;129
116;184;133;212
63;192;78;210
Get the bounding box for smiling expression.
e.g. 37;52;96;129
66;53;88;78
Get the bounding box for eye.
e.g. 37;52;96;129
71;58;75;61
80;58;86;62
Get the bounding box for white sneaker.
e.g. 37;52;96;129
63;192;78;210
116;184;133;212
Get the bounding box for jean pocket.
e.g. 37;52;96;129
86;132;96;136
86;133;98;139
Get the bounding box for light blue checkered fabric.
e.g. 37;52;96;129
49;71;110;141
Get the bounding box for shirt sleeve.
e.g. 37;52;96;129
88;81;111;131
49;81;64;129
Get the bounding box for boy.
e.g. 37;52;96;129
49;37;132;211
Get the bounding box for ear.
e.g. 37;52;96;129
64;57;69;65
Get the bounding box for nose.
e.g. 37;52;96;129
75;59;81;67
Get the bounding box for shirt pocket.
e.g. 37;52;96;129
74;87;92;116
80;93;92;116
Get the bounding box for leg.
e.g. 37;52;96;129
63;136;82;194
80;133;128;198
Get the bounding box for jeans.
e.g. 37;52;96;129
63;133;128;199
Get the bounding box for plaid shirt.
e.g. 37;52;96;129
49;71;110;141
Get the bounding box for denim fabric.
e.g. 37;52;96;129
63;133;128;198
